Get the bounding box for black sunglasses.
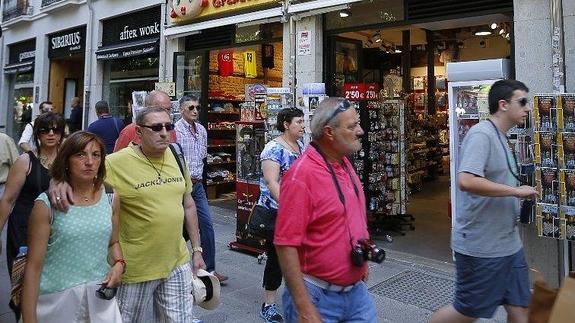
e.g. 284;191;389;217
187;105;201;111
325;100;352;125
509;97;529;107
139;123;175;132
39;127;62;135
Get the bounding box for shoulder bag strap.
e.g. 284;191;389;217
168;142;187;178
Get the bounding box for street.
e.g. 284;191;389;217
1;204;508;323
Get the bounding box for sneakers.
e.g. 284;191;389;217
260;303;283;323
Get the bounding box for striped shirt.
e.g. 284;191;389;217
175;118;207;180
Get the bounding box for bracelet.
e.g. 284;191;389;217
113;258;126;273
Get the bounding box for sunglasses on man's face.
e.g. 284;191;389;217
509;97;529;107
139;123;175;132
39;127;62;135
186;105;201;112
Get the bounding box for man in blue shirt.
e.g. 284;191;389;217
87;100;125;154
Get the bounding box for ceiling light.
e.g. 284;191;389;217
490;23;498;30
339;9;351;18
474;28;492;36
395;48;402;53
499;28;506;35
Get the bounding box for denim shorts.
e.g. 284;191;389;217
453;249;530;318
283;280;377;323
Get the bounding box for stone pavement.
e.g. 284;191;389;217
0;205;509;323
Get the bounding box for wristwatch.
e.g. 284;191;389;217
192;246;203;254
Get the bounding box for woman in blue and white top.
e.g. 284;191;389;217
22;131;124;323
257;108;305;323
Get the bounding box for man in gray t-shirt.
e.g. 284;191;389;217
431;80;537;323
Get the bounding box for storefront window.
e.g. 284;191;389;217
103;55;159;123
109;56;159;80
325;0;404;31
235;23;282;44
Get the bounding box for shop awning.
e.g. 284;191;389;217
95;38;159;60
3;61;34;74
164;7;283;39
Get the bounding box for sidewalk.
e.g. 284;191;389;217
0;205;508;323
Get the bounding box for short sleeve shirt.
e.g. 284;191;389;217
257;139;304;209
105;144;192;283
453;121;522;258
274;146;368;286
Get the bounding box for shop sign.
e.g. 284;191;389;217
48;26;86;59
96;45;157;60
343;83;379;101
169;0;278;24
101;6;161;46
8;39;36;64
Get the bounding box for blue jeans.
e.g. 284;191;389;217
192;183;216;272
283;280;377;323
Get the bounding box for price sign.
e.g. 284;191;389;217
343;83;366;101
365;83;379;100
343;83;380;101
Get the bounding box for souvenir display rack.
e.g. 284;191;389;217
533;93;575;242
352;95;414;238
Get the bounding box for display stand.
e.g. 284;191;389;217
345;83;412;240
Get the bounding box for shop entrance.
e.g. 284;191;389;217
326;21;512;262
48;56;84;118
176;23;283;200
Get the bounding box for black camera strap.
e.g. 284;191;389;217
310;142;360;248
487;119;526;185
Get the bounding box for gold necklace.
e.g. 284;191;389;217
75;185;94;202
38;154;55;169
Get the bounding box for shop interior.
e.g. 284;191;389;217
176;23;283;200
9;70;34;140
326;18;512;262
48;55;84;118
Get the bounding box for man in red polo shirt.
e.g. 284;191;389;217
275;98;378;322
114;90;176;152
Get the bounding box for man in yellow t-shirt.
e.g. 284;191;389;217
49;107;205;322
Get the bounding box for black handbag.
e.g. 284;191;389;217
247;205;277;239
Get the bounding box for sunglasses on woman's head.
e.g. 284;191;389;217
139;123;175;132
39;127;62;135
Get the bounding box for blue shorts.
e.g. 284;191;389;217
453;249;530;318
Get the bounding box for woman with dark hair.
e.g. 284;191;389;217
0;112;65;313
21;131;123;323
257;108;305;323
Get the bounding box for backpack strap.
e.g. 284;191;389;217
104;183;114;205
168;142;187;178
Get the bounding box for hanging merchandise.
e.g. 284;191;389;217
218;49;234;77
262;44;274;69
533;93;575;241
346;83;412;238
243;50;257;78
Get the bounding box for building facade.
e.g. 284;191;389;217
1;0;574;287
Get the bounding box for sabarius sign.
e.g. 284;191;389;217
48;26;86;59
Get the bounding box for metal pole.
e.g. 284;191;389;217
550;0;565;93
